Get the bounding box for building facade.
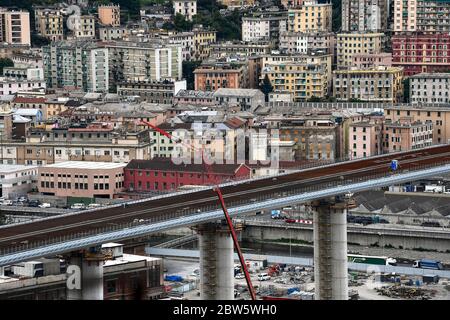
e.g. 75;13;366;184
173;0;197;21
409;73;450;105
38;161;125;199
342;0;388;32
394;0;450;33
392;33;450;76
43;42;109;92
287;2;332;33
242;12;287;42
194;62;249;91
35;9;64;41
333;66;404;103
0;9;31;45
98;4;121;27
337;32;384;68
383;119;433;153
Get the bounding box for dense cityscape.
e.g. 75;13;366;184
0;0;450;304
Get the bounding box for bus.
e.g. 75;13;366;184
348;254;397;266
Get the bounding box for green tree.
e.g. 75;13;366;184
0;58;13;75
260;74;273;102
173;13;193;32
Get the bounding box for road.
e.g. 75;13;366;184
1;144;450;251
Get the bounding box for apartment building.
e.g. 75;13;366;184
242;12;287;42
383;119;433;153
352;52;392;69
261;52;332;101
409;73;450;105
35;8;64;41
287;1;332;33
333;66;404;103
0;9;31;45
394;0;450;33
349;115;384;159
341;0;388;32
265;114;345;161
173;90;215;106
43;41;109;92
0;123;152;166
384;105;450;144
336;32;384;68
117;80;187;104
73;15;96;39
194;61;249;91
105;41;182;90
210;41;274;58
392;33;450;76
98;4;121;27
279;32;335;56
218;0;255;7
0;78;46;96
98;27;128;41
173;0;197;21
213;88;265;111
169;28;217;61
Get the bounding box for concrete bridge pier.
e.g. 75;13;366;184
195;222;234;300
66;246;106;300
312;198;349;300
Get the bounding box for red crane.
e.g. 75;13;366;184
139;120;257;300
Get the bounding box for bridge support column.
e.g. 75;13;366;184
195;223;234;300
66;247;105;300
312;198;348;300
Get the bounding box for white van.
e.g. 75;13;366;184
71;203;86;210
257;273;271;281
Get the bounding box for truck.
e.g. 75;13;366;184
348;254;397;266
424;185;446;193
413;259;443;270
271;210;281;219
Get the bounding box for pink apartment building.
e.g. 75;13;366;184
383;118;433;153
38;161;126;199
349;115;384;159
352;53;392;69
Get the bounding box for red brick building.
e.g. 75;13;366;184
124;158;251;192
392;33;450;76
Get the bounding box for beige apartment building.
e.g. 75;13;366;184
336;32;383;68
409;73;450;105
0;9;31;45
287;1;332;33
35;9;64;41
333;66;404;103
394;0;450;33
384;105;450;145
98;4;121;27
38;161;125;199
173;0;197;21
73;15;96;39
383;119;433;153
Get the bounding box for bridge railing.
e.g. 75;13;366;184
2;158;450;257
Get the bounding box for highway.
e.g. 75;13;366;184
1;144;450;252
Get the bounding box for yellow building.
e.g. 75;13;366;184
287;2;332;33
333;66;404;103
261;53;332;101
337;32;384;69
35;10;64;41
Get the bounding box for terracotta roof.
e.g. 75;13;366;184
13;97;47;104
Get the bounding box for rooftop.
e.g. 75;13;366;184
410;73;450;79
41;161;127;170
214;88;263;98
0;164;38;173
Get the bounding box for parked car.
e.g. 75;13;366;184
28;200;40;207
71;203;86;210
235;273;245;279
38;203;51;208
0;200;13;206
87;203;102;209
257;273;271;281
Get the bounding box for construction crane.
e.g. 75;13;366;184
140;120;257;300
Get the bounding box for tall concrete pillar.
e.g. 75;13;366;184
82;259;104;300
313;198;348;300
66;247;105;300
196;223;234;300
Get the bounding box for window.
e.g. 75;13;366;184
106;280;116;293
